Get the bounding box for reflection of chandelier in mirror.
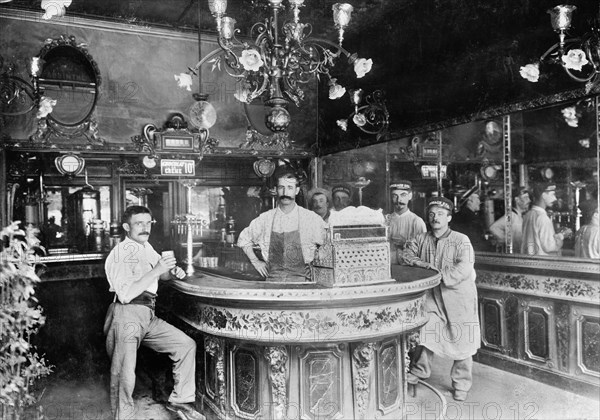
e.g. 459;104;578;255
336;89;389;138
520;4;600;92
175;0;374;134
0;56;46;117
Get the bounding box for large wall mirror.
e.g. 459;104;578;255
324;95;599;263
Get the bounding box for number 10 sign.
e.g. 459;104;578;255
160;159;196;176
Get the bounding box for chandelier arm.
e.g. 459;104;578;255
539;38;582;62
562;64;597;83
305;38;352;59
191;48;229;74
247;71;270;102
281;77;303;107
349;101;389;136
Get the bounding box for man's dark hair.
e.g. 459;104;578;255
122;205;152;225
273;166;299;186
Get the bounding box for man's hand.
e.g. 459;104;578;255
156;255;177;275
416;261;438;271
171;266;186;279
251;260;269;278
561;228;573;239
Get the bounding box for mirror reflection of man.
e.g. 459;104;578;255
307;187;332;222
238;168;326;282
386;181;426;264
522;182;572;256
331;185;352;211
575;201;599;259
488;188;531;252
452;191;489;250
403;197;480;402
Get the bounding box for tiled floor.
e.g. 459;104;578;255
29;357;600;420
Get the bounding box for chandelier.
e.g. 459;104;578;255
175;0;375;134
520;4;600;93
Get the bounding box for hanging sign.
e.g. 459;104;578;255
160;159;196;176
420;165;447;179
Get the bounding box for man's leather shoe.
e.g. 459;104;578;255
406;372;420;385
453;390;468;401
166;402;206;420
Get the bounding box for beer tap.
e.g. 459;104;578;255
571;181;586;231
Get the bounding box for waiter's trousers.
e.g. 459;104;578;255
410;345;473;392
105;303;196;419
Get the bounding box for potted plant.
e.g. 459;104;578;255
1;222;52;419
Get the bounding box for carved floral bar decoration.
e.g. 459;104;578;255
477;271;600;302
352;342;375;417
182;296;427;343
265;346;289;420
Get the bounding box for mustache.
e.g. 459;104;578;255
279;195;293;200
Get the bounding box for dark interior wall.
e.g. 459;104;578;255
32;263;112;380
0;12;318;150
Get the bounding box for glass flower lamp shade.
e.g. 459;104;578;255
30;57;44;77
208;0;227;15
548;5;576;32
289;0;305;6
349;88;363;108
221;17;237;41
333;3;353;28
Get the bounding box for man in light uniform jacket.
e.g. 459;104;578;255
402;197;480;401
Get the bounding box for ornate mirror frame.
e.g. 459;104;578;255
30;35;103;144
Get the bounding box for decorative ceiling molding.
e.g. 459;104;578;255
0;8;208;41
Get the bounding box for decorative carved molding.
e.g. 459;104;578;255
229;346;260;419
477;270;600;303
204;336;226;410
297;347;344;419
264;346;288;420
522;301;554;365
376;340;401;414
477;254;600;276
352;342;375;418
556;302;571;372
575;309;600;379
183;295;427;343
479;296;507;353
171;272;440;302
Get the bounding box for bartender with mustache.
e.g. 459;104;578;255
386;181;426;264
238;167;327;282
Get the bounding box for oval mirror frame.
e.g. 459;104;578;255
34;35;102;142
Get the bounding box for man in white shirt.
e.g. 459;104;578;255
521;183;572;256
489;188;531;252
104;206;204;420
238;169;326;282
307;187;332;222
331;184;352;211
386;180;426;264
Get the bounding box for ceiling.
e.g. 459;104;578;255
3;0;599;152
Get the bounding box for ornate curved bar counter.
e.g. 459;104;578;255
159;265;440;420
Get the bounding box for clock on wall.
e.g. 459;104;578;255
253;158;276;179
540;167;554;181
55;153;85;176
